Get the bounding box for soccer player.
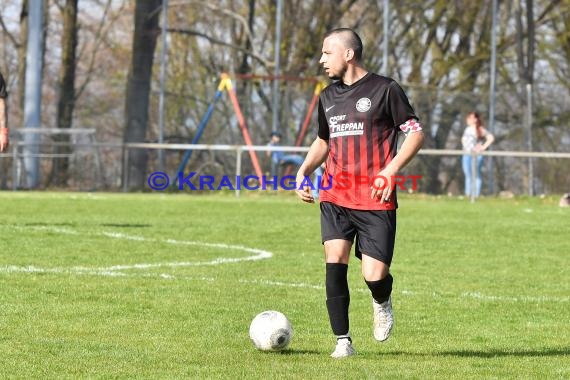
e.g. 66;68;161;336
0;71;8;152
295;28;424;358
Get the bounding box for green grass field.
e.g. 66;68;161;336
0;192;568;379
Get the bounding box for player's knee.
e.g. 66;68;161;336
325;254;349;264
361;256;389;281
324;241;350;264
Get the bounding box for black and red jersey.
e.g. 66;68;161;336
317;72;418;210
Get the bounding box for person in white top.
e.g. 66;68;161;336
461;112;494;197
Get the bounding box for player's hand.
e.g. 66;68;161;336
295;171;315;203
370;169;396;204
0;128;8;153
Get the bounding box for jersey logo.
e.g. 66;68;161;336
325;105;335;112
356;97;371;112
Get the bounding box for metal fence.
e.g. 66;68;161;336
2;135;570;200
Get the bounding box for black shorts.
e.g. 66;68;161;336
320;201;397;266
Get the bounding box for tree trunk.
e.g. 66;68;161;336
18;0;28;112
123;0;161;190
238;0;255;75
516;0;535;86
51;0;78;187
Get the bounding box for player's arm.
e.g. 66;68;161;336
0;97;8;153
371;82;425;202
385;127;424;173
296;98;329;203
295;137;328;203
371;125;424;202
297;137;328;177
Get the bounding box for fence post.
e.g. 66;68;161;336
122;145;129;192
11;141;18;191
470;151;477;203
235;146;242;198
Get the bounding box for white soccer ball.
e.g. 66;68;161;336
249;310;293;351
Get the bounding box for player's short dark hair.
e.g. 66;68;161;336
324;28;363;62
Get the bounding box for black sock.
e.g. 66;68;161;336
325;263;350;336
365;273;393;304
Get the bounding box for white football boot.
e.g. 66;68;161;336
330;338;356;358
372;296;394;342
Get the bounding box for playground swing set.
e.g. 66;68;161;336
174;73;327;182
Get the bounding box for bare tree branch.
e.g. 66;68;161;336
165;1;267;70
166;27;271;68
75;0;124;99
0;13;21;48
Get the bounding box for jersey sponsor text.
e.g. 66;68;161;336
329;114;364;137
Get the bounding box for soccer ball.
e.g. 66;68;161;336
249;310;293;351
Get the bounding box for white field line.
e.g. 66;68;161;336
238;278;327;291
99;232;272;270
0;264;216;283
461;292;570;303
2;226;568;304
237;280;569;303
2;226;272;273
2;262;568;303
1;264;126;277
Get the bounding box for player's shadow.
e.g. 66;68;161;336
436;348;570;358
384;348;569;358
259;348;322;356
99;223;152;228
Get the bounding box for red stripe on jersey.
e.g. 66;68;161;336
382;129;393;169
379;129;387;171
337;136;344;173
355;131;369;202
359;129;368;180
371;124;381;175
329;137;337;177
346;134;357;200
